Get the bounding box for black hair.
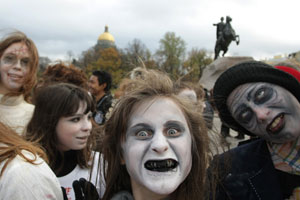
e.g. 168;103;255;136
92;70;112;92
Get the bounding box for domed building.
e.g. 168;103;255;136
96;25;116;49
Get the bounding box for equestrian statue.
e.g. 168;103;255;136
213;16;240;60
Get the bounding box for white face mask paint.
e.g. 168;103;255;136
227;82;300;143
122;97;192;199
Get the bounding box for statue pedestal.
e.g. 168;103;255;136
199;56;254;90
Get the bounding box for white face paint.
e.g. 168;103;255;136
178;88;197;103
0;42;31;94
56;102;92;151
227;82;300;143
122;97;192;199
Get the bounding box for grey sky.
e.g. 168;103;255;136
1;0;299;61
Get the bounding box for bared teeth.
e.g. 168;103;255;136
270;117;281;129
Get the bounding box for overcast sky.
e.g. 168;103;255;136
1;0;300;61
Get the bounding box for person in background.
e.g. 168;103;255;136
0;31;39;135
88;70;113;125
101;69;218;200
0;121;63;200
38;62;88;90
25;83;104;200
209;61;300;199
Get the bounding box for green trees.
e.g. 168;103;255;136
77;31;213;88
156;32;186;79
183;48;213;82
86;47;122;88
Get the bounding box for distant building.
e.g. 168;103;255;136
96;25;116;49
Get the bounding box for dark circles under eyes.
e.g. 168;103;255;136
254;87;273;104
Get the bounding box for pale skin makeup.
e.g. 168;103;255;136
122;97;192;200
227;82;300;143
56;102;93;151
0;42;31;94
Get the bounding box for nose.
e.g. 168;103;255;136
13;60;22;70
151;132;169;154
253;107;271;123
81;118;92;132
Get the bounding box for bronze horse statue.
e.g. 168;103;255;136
214;16;240;60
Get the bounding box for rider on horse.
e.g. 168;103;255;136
214;16;240;60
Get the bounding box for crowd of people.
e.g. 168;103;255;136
1;30;300;200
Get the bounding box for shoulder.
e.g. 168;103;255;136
0;150;63;200
20;100;35;111
211;139;270;172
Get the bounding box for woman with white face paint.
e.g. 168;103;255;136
25;83;105;200
0;31;39;135
101;69;216;200
209;61;300;200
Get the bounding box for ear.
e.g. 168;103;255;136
101;83;107;90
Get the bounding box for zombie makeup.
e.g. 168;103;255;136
227;82;300;143
122;97;192;199
0;42;31;94
56;102;92;151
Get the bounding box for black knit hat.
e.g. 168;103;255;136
213;61;300;136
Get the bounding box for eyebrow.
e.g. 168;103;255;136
164;120;186;131
246;87;255;101
128;123;153;131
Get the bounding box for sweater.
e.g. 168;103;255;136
0;94;34;135
0;150;63;200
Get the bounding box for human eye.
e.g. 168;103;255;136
136;130;152;139
3;55;16;64
166;128;180;137
70;117;80;122
237;108;253;124
21;58;30;67
254;87;273;104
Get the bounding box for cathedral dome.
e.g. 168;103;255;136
98;25;115;42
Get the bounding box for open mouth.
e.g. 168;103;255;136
76;136;88;140
144;159;178;172
267;113;284;135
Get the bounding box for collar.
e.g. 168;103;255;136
0;94;25;106
268;137;300;175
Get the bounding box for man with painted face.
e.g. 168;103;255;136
209;61;300;200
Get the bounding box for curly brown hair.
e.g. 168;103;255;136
39;62;88;89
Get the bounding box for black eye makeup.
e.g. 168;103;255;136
127;123;154;140
236;106;254;124
254;86;274;104
164;121;185;137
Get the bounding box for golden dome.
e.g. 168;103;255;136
98;25;115;42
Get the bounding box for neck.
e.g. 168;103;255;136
0;84;9;95
95;91;106;102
